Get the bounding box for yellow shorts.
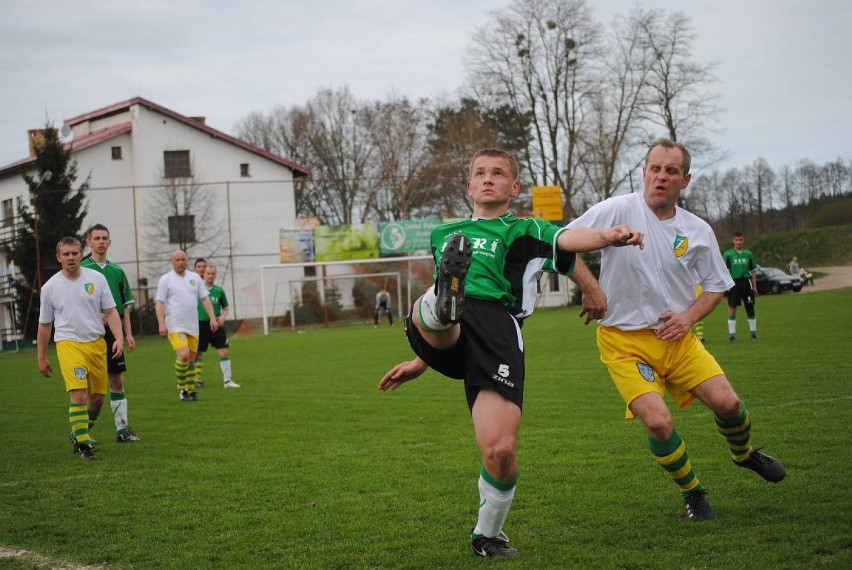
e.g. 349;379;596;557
168;331;199;353
596;325;724;419
56;339;108;395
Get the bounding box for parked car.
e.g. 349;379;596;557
754;267;803;294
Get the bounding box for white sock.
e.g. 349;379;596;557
417;288;452;332
748;318;757;333
111;393;128;431
473;469;517;538
728;319;736;335
220;359;232;382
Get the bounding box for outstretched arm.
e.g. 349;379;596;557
378;357;429;391
557;225;643;253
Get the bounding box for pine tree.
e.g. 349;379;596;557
5;123;89;339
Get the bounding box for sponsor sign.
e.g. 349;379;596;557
378;219;442;254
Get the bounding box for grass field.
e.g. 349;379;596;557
1;288;851;569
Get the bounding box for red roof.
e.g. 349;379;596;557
0;97;311;179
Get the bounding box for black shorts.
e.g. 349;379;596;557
198;320;229;353
726;278;754;308
103;327;127;375
405;298;526;411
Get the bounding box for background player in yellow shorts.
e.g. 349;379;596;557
37;237;124;460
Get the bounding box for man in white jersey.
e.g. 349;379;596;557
567;138;786;521
155;250;218;402
37;237;124;461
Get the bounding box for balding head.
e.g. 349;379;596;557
171;250;188;274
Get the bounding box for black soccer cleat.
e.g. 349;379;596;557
435;233;472;325
179;389;193;402
195;380;204;389
116;429;141;443
735;448;786;482
683;489;716;521
471;533;518;558
69;433;80;454
78;444;98;461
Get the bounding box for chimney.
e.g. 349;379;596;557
190;116;206;126
28;128;57;156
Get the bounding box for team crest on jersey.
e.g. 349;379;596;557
74;366;87;379
636;362;655;382
83;282;95;295
673;235;688;258
189;279;197;287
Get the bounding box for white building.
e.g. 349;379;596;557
0;97;310;347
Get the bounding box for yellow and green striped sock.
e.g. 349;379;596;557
648;430;703;496
715;400;752;462
194;356;204;383
69;402;91;447
175;360;189;392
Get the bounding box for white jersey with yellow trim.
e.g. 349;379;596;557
39;267;116;342
568;192;733;330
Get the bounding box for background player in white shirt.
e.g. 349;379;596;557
37;237;124;460
155;250;218;402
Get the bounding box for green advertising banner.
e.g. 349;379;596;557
379;219;442;254
313;224;380;261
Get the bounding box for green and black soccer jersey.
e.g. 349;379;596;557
431;214;575;319
722;248;757;279
80;255;135;310
198;284;228;321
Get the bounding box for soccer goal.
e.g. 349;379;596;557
260;255;434;334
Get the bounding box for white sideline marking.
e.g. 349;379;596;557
0;546;104;569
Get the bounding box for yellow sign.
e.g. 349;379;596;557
531;186;564;221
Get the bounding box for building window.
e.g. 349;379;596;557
1;199;12;227
240;163;250;177
549;274;560;292
168;215;196;244
164;150;191;178
111;146;123;160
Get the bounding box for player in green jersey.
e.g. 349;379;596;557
196;264;239;388
379;149;644;559
81;224;141;443
722;232;758;341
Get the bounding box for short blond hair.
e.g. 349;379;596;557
469;149;519;180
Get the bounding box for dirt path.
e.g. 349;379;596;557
800;266;852;293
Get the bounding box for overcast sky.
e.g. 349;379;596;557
1;0;849;176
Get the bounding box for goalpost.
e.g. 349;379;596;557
260;255;433;335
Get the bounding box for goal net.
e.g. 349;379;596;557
260;255;435;334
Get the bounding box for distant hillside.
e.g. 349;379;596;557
732;224;852;269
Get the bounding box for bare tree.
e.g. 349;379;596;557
744;157;776;232
143;166;225;263
361;96;431;221
574;11;650;208
465;0;601;219
635;8;721;162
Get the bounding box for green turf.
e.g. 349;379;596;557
1;288;851;569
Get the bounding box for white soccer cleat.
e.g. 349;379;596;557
224;380;241;388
